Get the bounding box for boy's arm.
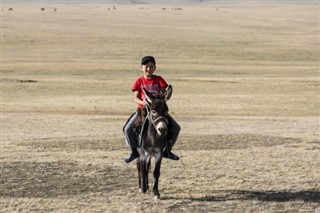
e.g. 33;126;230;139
133;90;146;106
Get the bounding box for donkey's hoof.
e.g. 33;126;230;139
139;188;147;193
154;195;160;201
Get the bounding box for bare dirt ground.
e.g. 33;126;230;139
1;2;319;212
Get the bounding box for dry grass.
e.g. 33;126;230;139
1;2;319;212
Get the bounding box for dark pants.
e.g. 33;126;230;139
124;112;180;149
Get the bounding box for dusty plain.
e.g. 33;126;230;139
1;1;319;212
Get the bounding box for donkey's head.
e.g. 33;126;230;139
143;85;172;136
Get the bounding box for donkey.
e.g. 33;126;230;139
137;85;173;200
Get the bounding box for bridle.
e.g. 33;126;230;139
145;101;169;128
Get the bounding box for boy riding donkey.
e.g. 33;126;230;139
123;56;180;164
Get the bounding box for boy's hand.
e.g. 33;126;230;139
143;98;150;107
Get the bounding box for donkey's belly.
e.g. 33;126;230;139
144;147;163;155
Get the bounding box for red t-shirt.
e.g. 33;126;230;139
132;75;168;108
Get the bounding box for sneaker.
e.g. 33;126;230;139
163;149;180;161
124;151;139;164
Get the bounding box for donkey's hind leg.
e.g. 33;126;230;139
137;158;142;192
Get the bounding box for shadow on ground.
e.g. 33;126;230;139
164;190;320;203
0;161;133;198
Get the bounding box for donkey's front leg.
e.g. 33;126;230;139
139;158;148;193
145;156;151;191
153;156;162;200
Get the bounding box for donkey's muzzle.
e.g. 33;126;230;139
156;121;168;135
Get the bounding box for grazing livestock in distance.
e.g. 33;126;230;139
108;6;116;10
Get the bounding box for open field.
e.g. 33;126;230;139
1;2;320;212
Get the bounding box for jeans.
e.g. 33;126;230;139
124;112;139;148
123;111;180;149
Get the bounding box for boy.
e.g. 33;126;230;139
123;56;180;164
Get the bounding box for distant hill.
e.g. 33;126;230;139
2;0;318;4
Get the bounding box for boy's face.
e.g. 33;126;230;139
141;62;156;78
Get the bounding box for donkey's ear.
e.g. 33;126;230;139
165;85;173;101
142;87;154;102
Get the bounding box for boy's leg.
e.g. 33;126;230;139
163;115;180;160
124;112;140;164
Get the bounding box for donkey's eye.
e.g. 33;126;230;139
151;110;156;115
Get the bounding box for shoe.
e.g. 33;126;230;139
124;151;139;164
163;149;180;161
